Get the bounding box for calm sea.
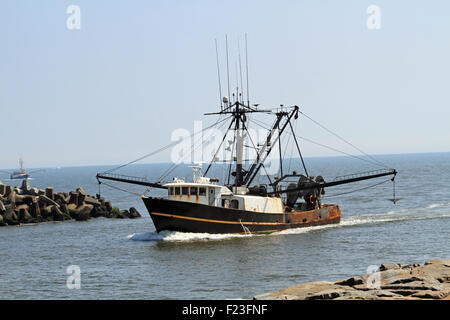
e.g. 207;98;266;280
0;152;449;299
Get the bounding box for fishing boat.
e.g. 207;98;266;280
10;158;30;180
96;102;397;234
96;38;397;234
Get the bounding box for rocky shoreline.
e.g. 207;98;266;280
0;180;141;226
254;259;450;300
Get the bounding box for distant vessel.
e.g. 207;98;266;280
10;158;29;180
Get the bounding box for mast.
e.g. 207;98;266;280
234;102;244;186
19;158;24;174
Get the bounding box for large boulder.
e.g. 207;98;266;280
254;260;450;300
4;185;13;198
0;214;5;226
84;196;101;206
38;195;60;208
45;187;54;200
76;187;86;206
7;190;16;206
27;187;39;196
107;206;121;218
18;207;34;224
41;206;54;221
54;193;68;205
128;207;142;219
21;179;31;193
71;204;93;221
3;208;19;225
0;183;6;196
16;195;35;206
117;210;129;219
52;206;66;221
105;201;112;212
68;192;78;205
90;205;108;218
29;201;42;221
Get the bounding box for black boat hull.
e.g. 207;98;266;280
142;196;341;234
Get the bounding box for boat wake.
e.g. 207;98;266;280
126;202;450;242
126;230;250;242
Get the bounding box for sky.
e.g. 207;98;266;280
1;0;449;169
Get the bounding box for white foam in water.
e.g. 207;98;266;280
126;232;165;241
126;230;251;242
126;204;450;242
426;203;450;209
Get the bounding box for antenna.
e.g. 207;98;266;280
215;39;223;110
245;33;250;108
238;39;244;104
225;35;231;108
235;61;239;103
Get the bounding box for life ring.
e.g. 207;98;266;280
309;194;315;204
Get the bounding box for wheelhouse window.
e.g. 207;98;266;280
199;187;206;196
168;187;174;195
174;187;181;195
231;199;239;209
182;187;189;195
190;187;198;196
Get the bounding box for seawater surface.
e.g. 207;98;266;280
0;152;449;299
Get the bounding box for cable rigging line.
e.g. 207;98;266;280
158;114;231;182
249;116;389;169
322;178;391;198
102;115;232;175
298;110;389;168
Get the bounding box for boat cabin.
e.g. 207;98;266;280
164;177;283;214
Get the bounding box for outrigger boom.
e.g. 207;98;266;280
267;169;397;195
96;173;167;189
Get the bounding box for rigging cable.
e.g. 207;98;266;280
100;180;144;197
250;116;388;169
158;114;231;182
321;178;391;198
298;110;389;168
102;115;232;176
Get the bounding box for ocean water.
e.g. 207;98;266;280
0;152;449;299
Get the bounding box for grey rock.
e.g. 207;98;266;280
38;195;60;208
76;187;86;196
21;179;31;193
84;196;101;206
18;207;34;223
52;206;65;221
3;207;19;225
380;262;400;271
4;185;13;198
68;192;78;205
128;207;142;219
45;187;54;200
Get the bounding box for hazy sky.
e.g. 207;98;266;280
1;0;449;169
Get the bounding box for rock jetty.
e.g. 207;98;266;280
254;259;450;300
0;179;141;226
